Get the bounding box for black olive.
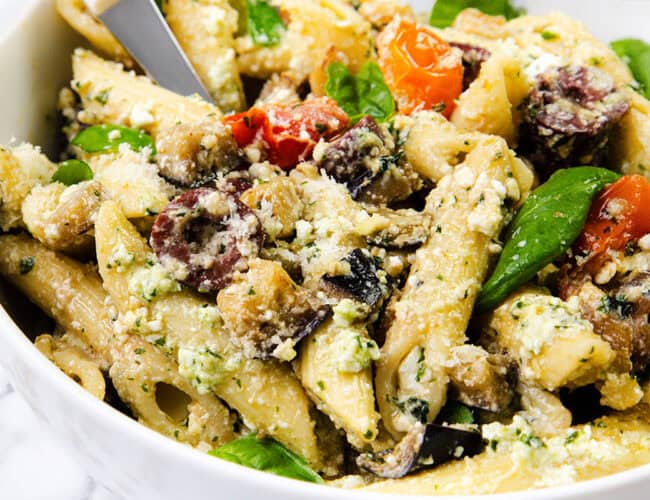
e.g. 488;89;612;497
449;42;491;91
518;65;629;178
150;187;263;293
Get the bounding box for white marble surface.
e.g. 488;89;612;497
0;367;123;500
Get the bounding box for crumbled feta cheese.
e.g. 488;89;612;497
198;304;221;326
178;345;239;394
108;129;122;141
331;328;380;373
524;53;564;82
107;243;135;272
332;299;368;326
295;220;314;243
509;295;592;357
128;263;181;302
639;234;650;251
129;102;155;129
272;338;297;362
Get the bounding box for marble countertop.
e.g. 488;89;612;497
0;367;123;500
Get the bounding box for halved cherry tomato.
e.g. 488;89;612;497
377;18;463;118
576;175;650;261
223;97;349;169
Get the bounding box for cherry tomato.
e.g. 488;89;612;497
223;97;349;169
223;108;268;147
377;18;463;118
576;175;650;260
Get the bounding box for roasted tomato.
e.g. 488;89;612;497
223;97;349;169
377;18;463;118
576;175;650;261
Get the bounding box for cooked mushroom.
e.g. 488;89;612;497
314;117;421;204
21;180;106;255
150;187;263;293
364;208;431;249
240;176;304;241
218;258;331;360
156;121;243;186
568;273;650;373
357;422;484;478
518;65;629;177
321;249;389;307
446;345;514;413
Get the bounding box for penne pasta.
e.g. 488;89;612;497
166;0;246;112
94;201;321;466
377;134;522;438
72;49;221;139
0;234;236;447
487;287;615;391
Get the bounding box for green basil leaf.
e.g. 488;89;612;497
429;0;525;28
611;39;650;100
246;0;286;47
209;435;324;483
477;167;621;312
51;160;94;186
437;401;475;424
71;125;156;156
325;61;395;124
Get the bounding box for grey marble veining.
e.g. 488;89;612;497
0;367;123;500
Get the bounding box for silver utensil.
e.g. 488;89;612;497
84;0;212;102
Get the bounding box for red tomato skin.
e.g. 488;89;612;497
223;108;269;147
377;18;463;118
577;175;650;261
223;98;349;169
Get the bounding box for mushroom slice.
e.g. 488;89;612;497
321;249;389;307
357;422;484;478
364;208;431;250
218;258;331;360
447;345;514;413
314;116;390;199
156;121;242;187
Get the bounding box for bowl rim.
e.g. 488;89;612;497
3;302;650;499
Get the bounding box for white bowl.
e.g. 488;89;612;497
1;1;650;499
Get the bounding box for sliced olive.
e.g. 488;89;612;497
150;187;263;293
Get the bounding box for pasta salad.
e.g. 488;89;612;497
2;0;650;494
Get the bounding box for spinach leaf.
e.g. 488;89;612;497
325;61;395;124
477;167;620;312
52;160;94;186
71;125;156;156
429;0;525;28
246;0;286;47
611;39;650;100
209;435;324;484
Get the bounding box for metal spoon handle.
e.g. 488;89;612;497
98;0;212;102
